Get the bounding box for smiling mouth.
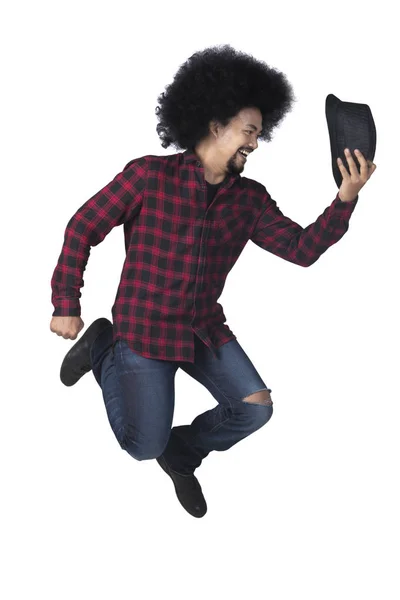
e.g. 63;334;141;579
238;149;251;160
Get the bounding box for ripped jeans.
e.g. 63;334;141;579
90;325;273;474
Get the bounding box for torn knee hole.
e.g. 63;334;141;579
243;390;272;406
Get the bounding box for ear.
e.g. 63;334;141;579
209;120;221;138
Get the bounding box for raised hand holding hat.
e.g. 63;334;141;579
325;93;377;202
337;148;377;202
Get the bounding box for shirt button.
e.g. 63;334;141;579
196;161;201;167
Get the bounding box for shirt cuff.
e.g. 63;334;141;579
52;298;81;317
333;192;359;214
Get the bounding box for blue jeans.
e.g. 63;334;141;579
90;324;273;474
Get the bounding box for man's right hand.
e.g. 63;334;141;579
50;316;84;340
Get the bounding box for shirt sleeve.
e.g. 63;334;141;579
51;157;147;316
250;188;358;267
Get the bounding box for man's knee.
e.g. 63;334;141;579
242;389;273;428
243;389;273;406
118;431;167;461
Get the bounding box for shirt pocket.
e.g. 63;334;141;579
210;205;255;245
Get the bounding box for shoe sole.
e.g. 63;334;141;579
60;318;112;386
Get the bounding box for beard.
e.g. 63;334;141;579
226;150;246;175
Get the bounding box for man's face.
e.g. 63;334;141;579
216;107;263;175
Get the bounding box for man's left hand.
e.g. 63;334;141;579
337;148;377;202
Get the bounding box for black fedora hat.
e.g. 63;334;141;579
326;93;376;188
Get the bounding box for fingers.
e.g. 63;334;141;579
340;149;377;179
344;148;361;177
54;330;80;340
50;316;84;340
337;157;349;178
354;149;370;177
356;152;377;179
367;160;377;177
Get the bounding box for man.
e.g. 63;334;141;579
50;45;376;518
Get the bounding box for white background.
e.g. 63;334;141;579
1;1;399;598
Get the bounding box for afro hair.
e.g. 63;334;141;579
155;44;297;151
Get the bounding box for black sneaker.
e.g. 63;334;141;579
60;318;112;386
156;455;207;518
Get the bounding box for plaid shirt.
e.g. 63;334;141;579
51;149;358;362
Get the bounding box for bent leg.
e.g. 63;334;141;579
91;328;177;461
162;336;273;474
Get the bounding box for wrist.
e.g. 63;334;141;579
338;192;358;203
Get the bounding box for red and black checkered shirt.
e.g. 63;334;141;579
51;149;358;362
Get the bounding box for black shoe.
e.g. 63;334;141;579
60;318;112;386
156;455;207;518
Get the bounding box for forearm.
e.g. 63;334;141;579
251;191;358;267
50;221;91;316
284;192;358;266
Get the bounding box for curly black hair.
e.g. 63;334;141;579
155;44;297;151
